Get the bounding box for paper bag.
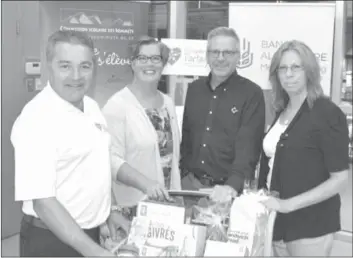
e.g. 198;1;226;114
227;191;270;256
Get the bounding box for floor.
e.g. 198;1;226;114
1;233;352;257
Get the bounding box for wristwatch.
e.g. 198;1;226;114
111;205;123;213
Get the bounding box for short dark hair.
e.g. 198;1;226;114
129;36;170;65
46;30;96;64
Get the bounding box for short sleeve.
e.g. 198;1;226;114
318;104;349;173
11;116;57;201
102;99;127;180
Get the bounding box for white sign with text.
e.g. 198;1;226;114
229;3;336;96
161;38;210;76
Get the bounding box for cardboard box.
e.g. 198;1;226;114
127;217;207;257
127;217;184;256
136;200;185;225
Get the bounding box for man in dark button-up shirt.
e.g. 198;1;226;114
180;27;265;194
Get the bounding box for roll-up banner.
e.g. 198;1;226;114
39;1;149;107
228;2;336;128
228;2;336;96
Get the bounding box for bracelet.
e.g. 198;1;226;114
111;205;123;212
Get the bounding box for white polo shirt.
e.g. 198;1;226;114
11;85;111;229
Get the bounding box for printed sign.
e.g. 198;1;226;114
39;1;149;107
128;217;184;256
136;200;185;225
161;38;210;76
128;217;206;257
160;38;262;77
229;3;336;96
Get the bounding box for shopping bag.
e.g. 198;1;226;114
227;190;272;256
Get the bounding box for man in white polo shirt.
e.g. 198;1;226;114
11;30;169;257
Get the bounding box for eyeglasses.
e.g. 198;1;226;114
207;49;238;59
277;64;303;74
135;55;162;64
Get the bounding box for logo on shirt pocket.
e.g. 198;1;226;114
95;123;107;132
231;106;238;114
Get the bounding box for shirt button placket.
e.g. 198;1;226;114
200;93;217;168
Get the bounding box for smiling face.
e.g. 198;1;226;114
48;42;95;107
206;35;240;81
277;50;307;95
131;43;164;83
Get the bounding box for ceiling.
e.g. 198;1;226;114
147;1;352;50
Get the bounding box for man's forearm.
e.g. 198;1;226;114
229;127;262;192
33;197;106;256
111;189;117;206
225;172;244;193
228;145;261;193
228;89;265;192
180;138;191;175
180;114;191;174
115;162;148;194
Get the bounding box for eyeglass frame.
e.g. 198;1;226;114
134;55;163;64
277;64;304;74
207;49;239;59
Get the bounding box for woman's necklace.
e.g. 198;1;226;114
280;106;297;126
281;93;307;126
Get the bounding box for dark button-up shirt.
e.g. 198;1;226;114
258;97;350;242
180;71;266;192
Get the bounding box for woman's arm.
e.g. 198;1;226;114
262;100;350;213
103;97;170;201
261;170;348;213
114;162;170;201
286;170;348;211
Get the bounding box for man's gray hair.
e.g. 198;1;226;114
46;30;96;64
207;27;240;49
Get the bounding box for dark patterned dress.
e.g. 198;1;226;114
145;107;173;190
